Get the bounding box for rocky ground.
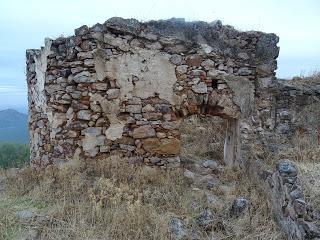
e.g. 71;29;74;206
0;116;287;240
0;166;283;240
0;116;287;239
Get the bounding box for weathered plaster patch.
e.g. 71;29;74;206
90;93;125;140
31;39;53;159
94;48;178;104
92;49;179;142
33;38;53;112
223;75;255;118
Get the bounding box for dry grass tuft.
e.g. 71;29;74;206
292;70;320;86
296;162;320;210
180;115;225;160
278;132;320;163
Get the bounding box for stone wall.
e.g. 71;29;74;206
274;79;320;142
26;17;279;169
250;159;320;239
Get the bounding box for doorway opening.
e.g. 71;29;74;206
180;115;226;164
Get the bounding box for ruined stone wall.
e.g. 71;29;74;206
274;79;320;142
26;17;279;169
249;159;320;240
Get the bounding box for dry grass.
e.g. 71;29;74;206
180;115;283;239
0;115;285;240
276;132;320;211
296;162;320;209
279;132;320;163
0;160;284;240
1;159;190;240
249;130;320;234
292;70;320;86
180;115;225;160
209;167;284;240
249;128;320;215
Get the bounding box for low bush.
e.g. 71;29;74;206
0;143;29;169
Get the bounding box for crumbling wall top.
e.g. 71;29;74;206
74;17;279;65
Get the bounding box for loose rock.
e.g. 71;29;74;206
230;197;249;217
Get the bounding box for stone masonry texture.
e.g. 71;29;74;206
26;17;279;169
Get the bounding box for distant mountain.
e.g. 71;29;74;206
0;109;28;143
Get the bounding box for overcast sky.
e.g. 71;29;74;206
0;0;319;112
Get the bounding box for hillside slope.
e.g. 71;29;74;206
0;109;28;143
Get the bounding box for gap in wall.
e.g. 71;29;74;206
180;115;226;164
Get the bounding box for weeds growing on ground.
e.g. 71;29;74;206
180;115;225;160
0;115;284;239
0;159;284;240
277;132;320;212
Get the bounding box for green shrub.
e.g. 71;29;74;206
0;143;29;169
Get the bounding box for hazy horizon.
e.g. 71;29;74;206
0;0;319;112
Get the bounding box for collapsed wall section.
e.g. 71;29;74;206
274;79;320;142
26;17;279;169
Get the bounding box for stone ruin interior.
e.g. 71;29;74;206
26;18;320;239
